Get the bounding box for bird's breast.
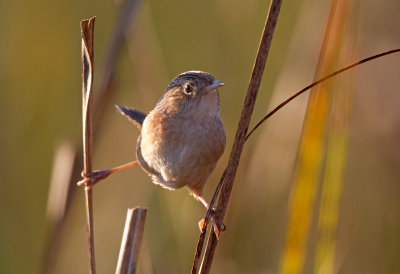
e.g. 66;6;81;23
139;110;226;188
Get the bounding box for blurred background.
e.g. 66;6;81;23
1;0;399;273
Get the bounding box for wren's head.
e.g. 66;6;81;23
154;71;224;117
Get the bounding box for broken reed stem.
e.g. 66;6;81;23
44;4;141;272
81;17;97;274
193;1;283;273
116;208;148;274
77;5;141;272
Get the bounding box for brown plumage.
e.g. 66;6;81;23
80;71;226;235
118;71;226;204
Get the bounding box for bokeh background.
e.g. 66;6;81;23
1;0;399;273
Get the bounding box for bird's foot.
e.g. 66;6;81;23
198;208;226;240
77;160;139;187
77;169;112;187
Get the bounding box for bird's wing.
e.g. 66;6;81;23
115;105;147;131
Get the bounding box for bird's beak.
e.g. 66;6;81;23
204;80;225;93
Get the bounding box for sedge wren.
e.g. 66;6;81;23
80;71;226;234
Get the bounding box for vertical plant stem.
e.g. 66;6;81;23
280;0;349;272
85;186;96;274
81;17;96;274
44;4;142;272
43;142;76;274
116;207;148;274
314;9;356;273
194;1;283;273
192;171;226;273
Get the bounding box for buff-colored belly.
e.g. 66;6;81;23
140;112;225;192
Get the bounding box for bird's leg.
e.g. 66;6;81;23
197;196;226;240
77;160;139;187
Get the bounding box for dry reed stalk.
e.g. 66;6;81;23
77;2;141;272
44;2;141;271
314;13;357;273
116;207;148;274
43;142;76;274
192;0;283;273
280;1;352;271
81;17;96;274
68;0;141;216
191;5;400;274
47;142;76;223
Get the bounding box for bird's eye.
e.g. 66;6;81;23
184;83;193;94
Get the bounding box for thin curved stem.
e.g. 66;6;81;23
245;48;400;141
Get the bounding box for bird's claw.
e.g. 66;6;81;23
198;215;226;240
77;169;112;187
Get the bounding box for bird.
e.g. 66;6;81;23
79;71;226;234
